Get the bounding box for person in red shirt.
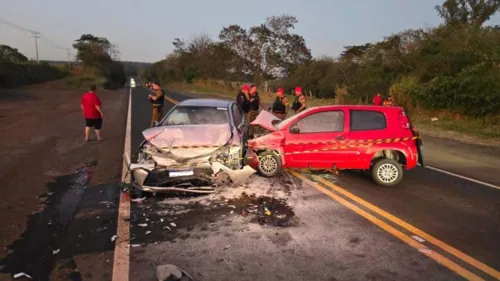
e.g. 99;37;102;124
373;92;383;106
81;85;104;142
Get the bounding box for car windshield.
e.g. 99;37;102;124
162;105;229;126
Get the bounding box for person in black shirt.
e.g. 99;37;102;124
291;86;307;114
247;85;265;138
270;88;289;120
236;84;250;114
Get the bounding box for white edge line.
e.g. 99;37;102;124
420;164;500;190
112;88;132;281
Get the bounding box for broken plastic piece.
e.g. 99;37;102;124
131;197;146;203
13;273;32;279
138;223;148;227
52;249;60;255
111;235;117;242
170;222;177;227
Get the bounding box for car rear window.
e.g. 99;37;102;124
163;106;229;125
295;110;344;133
350;110;387;131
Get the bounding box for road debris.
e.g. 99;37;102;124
132;197;147;203
111;235;117;242
138;223;148;227
52;249;60;255
13;272;32;279
131;244;142;248
412;235;426;243
145;231;152;235
224;245;231;250
170;222;177;227
156;264;183;281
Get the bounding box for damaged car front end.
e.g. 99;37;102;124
125;99;251;196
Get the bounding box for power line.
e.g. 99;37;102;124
0;16;72;63
0;17;36;33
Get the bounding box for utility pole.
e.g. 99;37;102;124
32;31;40;62
64;48;71;68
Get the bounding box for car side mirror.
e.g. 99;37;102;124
153;121;160;127
290;126;300;134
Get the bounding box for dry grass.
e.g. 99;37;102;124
168;82;500;147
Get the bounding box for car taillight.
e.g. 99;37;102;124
398;111;410;129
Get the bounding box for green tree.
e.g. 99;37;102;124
219;14;311;83
0;45;28;62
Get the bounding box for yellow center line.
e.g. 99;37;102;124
290;170;484;281
311;176;500;280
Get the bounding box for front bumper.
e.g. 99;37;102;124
124;153;216;194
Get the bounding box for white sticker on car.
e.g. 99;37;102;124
169;170;194;177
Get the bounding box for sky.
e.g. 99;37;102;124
1;0;500;63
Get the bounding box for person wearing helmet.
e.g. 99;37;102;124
291;86;307;114
270;88;289;120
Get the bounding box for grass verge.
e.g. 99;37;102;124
168;82;500;147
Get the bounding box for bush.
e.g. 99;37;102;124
0;61;69;88
389;76;419;111
414;63;500;117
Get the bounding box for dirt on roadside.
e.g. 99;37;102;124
0;81;128;269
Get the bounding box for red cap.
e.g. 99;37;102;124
241;84;250;91
277;88;284;94
295;86;302;93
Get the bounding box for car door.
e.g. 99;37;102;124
346;109;388;169
283;109;347;169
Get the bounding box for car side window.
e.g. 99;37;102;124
232;104;243;126
350;110;387;131
295;111;344;133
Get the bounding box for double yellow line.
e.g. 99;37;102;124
161;89;500;281
291;171;500;281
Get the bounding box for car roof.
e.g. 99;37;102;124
305;104;404;112
178;98;232;108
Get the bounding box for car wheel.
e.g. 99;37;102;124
257;151;282;177
371;158;403;187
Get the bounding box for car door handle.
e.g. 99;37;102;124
335;136;345;141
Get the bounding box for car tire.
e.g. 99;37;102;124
257;151;282;177
371;158;403;187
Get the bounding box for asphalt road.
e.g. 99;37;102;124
127;86;500;281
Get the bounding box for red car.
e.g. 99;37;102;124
245;105;423;186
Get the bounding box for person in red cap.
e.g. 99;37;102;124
291;86;307;114
270;88;289;120
236;84;250;115
373;92;383;106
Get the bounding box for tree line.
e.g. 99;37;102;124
142;0;500;118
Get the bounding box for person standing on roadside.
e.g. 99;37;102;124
236;84;250;115
247;85;265;122
291;86;307;114
383;95;394;106
81;84;104;142
270;88;289;120
373;92;383;106
148;81;164;127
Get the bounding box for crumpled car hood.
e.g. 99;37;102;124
142;124;234;159
250;110;280;132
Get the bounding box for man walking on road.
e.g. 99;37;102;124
291;86;307;114
81;84;104;142
149;81;164;127
270;88;289;120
